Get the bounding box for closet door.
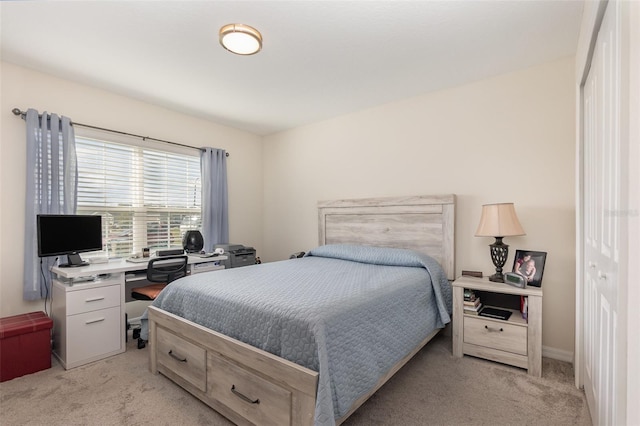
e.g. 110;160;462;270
582;1;621;424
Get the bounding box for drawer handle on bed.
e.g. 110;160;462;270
231;385;260;404
484;325;504;332
168;350;187;362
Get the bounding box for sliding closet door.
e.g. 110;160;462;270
582;1;624;424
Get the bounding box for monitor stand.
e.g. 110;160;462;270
59;253;89;268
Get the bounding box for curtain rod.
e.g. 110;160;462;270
11;108;229;157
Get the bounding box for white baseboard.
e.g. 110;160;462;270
543;345;574;363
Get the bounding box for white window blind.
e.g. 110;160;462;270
75;136;201;258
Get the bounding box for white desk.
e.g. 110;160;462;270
50;255;227;369
51;254;228;280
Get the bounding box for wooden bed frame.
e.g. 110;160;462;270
148;194;456;425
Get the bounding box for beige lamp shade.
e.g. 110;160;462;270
475;203;525;237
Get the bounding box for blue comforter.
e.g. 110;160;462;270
142;244;451;425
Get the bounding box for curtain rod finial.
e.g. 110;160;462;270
12;108;23;116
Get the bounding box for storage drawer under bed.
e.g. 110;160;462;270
208;352;292;426
155;325;294;426
156;327;207;392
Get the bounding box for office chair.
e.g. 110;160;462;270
129;255;188;349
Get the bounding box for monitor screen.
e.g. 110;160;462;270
37;214;102;266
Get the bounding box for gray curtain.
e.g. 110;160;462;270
200;148;229;252
23;109;77;300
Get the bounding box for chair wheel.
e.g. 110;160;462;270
133;329;140;340
137;339;146;349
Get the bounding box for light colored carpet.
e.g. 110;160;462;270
0;333;591;425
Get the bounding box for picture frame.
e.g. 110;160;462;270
512;250;547;287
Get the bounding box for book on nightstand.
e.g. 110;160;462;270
520;296;528;321
463;302;484;315
463;289;483;315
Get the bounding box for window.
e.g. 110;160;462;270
75;135;201;258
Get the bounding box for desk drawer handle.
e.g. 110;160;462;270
85;297;105;303
231;385;260;404
85;317;105;325
485;325;504;332
168;350;187;363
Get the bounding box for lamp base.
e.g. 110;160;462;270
488;272;505;283
488;237;509;283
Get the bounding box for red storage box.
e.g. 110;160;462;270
0;311;53;382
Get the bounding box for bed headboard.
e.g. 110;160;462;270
318;194;456;280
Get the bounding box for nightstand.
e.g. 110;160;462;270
452;275;543;377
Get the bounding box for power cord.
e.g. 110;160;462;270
39;258;48;315
39;257;57;316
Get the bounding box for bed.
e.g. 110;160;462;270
146;194;456;426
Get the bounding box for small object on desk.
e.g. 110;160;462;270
461;270;483;278
126;256;150;263
157;248;185;257
142;247;150;258
70;276;95;284
478;307;512;321
193;252;217;258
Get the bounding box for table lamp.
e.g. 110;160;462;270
475;203;525;282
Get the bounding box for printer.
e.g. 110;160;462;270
214;244;256;269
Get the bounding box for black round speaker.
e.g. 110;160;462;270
182;230;204;253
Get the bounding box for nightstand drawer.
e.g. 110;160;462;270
464;316;527;355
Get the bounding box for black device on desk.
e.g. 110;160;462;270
157;248;185;257
215;244;256;268
182;230;204;253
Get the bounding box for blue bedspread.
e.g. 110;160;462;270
141;244;451;425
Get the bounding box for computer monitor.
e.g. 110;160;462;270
37;214;102;267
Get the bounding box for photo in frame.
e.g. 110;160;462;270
512;250;547;287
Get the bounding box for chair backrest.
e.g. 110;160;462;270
146;255;188;284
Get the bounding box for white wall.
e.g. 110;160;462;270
262;57;576;355
1;57;577;356
0;61;263;317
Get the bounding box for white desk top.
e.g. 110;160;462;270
51;255;228;279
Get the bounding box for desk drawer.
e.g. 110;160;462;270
208;352;292;426
464;316;527;355
67;285;120;315
156;327;206;392
66;306;121;363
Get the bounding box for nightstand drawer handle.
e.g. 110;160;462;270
168;350;187;362
485;325;504;332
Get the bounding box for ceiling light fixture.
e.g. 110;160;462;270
219;23;262;55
